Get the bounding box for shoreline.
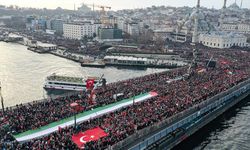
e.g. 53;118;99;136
2;34;187;69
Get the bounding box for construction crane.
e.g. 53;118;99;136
84;3;111;25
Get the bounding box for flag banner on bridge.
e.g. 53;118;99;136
14;92;157;142
72;127;108;149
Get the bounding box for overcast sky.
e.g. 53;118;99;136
0;0;249;10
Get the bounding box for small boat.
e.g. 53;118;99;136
43;74;104;91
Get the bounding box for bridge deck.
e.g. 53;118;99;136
13;92;158;142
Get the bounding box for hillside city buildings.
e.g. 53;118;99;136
63;22;102;40
199;32;248;49
0;0;249;49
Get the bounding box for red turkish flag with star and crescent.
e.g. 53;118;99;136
72;127;108;149
86;79;95;90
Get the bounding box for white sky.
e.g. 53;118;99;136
0;0;249;10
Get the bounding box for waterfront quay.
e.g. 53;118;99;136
0;42;249;149
0;29;187;70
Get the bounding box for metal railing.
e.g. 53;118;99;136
0;91;80;111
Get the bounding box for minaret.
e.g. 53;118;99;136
220;0;227;30
192;0;200;43
197;0;200;8
223;0;227;9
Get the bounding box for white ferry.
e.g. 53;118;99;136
43;74;103;91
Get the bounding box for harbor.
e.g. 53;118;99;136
0;32;188;70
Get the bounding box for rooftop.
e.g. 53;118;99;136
37;42;57;48
104;55;148;61
47;75;100;83
200;32;247;38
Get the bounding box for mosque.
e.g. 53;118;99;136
186;0;248;48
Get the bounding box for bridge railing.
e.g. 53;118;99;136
1;91;80;111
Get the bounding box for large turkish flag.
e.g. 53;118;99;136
72;127;108;149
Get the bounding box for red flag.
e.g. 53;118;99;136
72;127;108;149
86;79;95;90
149;91;158;96
58;126;62;133
75;105;84;112
197;68;206;73
70;103;84;112
219;59;230;65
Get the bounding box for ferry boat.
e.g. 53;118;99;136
43;74;103;91
103;55;182;69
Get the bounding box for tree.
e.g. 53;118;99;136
154;36;165;51
93;33;97;38
137;29;153;45
122;32;130;39
247;37;250;43
81;35;88;45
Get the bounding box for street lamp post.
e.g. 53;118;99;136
70;102;79;132
0;82;4;115
74;112;77;130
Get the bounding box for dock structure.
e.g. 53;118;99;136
36;42;57;51
4;34;23;42
81;55;185;69
81;55;186;69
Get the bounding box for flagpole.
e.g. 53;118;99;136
74;112;77;131
133;94;135;106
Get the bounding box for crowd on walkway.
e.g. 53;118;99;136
0;48;249;149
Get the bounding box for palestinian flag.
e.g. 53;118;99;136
72;127;108;149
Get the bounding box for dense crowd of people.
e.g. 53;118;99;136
0;47;249;149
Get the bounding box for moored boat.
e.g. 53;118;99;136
43;74;104;91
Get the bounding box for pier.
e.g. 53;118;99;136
81;55;187;69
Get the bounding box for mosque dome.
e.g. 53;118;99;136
184;20;192;29
228;2;240;11
190;10;199;19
